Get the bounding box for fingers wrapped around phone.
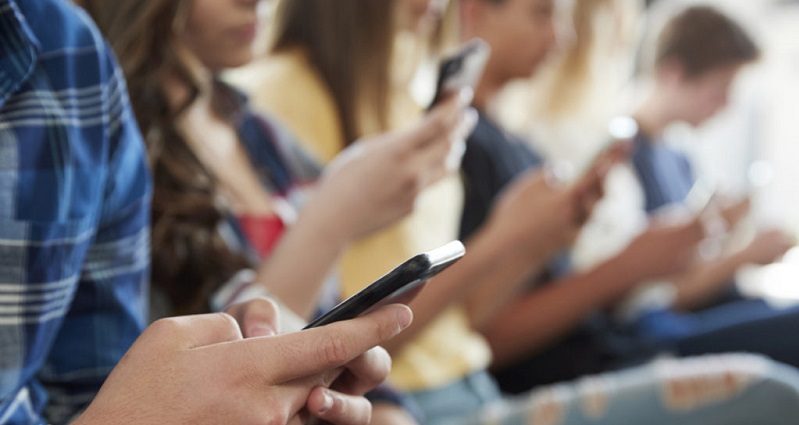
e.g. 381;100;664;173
225;297;281;338
306;387;373;425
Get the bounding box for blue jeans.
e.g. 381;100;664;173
409;354;799;425
407;371;502;425
636;300;799;368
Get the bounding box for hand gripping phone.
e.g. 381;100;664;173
429;38;491;109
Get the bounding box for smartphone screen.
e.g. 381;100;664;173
429;38;491;109
304;241;465;329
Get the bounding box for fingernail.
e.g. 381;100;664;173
458;87;474;107
396;306;413;330
319;390;334;414
248;325;276;338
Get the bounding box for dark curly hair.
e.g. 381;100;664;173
81;0;250;314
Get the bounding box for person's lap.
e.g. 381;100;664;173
406;371;502;425
636;299;799;368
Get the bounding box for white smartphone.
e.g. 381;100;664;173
429;38;491;109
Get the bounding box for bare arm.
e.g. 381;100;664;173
673;228;794;310
256;97;472;318
672;252;748;311
389;144;628;353
462;144;630;333
481;256;640;367
255;207;349;319
482;217;707;368
382;219;550;352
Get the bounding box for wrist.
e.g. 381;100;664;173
602;249;648;288
730;248;754;266
482;218;552;264
296;199;353;249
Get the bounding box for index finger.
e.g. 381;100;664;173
223;304;412;383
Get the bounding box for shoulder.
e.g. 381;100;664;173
16;0;113;65
464;114;532;172
467;115;500;149
11;0;129;123
464;115;500;163
232;49;331;108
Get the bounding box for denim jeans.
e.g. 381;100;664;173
637;300;799;369
407;371;502;425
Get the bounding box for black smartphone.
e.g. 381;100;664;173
428;38;491;109
304;241;465;329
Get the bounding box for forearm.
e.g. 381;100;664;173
673;251;748;311
484;256;638;368
255;207;348;319
463;237;551;332
382;224;542;352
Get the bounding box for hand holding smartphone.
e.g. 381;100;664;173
429;38;491;110
304;241;466;329
685;179;717;215
569;139;632;226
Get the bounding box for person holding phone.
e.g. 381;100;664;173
630;6;794;310
238;0;606;398
79;0;472;320
80;0;474;423
227;1;799;425
623;4;799;361
0;0;411;423
14;1;799;424
455;0;713;393
236;0;476;335
458;0;799;401
237;0;488;400
75;300;415;425
539;4;799;372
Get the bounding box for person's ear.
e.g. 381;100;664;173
655;58;688;88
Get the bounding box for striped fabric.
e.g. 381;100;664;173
0;0;151;423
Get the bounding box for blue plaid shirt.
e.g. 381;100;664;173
0;0;150;423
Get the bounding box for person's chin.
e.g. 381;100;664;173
524;62;543;78
524;55;551;78
686;117;709;128
224;53;255;70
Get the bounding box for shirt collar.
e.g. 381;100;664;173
0;0;40;108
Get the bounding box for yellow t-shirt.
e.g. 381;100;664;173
231;48;491;391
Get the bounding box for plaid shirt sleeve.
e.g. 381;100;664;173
37;61;151;424
0;1;151;423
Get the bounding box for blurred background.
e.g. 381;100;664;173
493;0;799;304
648;0;799;303
242;0;799;302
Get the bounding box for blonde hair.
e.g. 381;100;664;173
539;0;639;120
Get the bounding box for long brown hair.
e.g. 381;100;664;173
271;0;397;146
82;0;250;315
